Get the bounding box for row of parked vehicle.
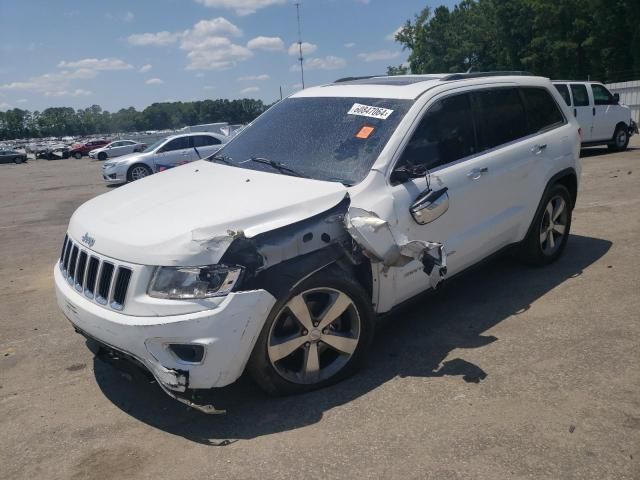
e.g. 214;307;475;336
55;71;638;414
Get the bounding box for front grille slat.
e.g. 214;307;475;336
60;234;134;312
75;251;88;291
111;268;132;310
96;262;114;305
84;257;100;298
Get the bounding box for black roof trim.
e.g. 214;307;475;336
333;75;383;83
441;71;534;81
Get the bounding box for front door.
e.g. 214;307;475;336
591;84;617;141
155;136;195;170
570;84;593;141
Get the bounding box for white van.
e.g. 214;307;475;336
553;81;638;151
56;73;581;412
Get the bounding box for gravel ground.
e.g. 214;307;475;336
1;140;639;480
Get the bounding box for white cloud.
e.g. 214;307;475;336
146;78;164;85
247;36;284;51
128;31;182;47
72;89;93;97
195;0;286;16
0;102;11;110
17;98;28;103
304;56;346;70
385;26;403;41
344;42;356;48
238;74;270;81
44;90;69;97
124;11;134;22
187;17;242;39
57;58;133;71
358;50;401;62
204;85;216;90
139;64;152;73
288;42;317;56
240;86;260;94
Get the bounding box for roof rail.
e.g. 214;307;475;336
333;75;384;83
441;71;534;81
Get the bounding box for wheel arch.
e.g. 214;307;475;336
127;162;153;180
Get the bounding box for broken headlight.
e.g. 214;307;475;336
148;265;243;299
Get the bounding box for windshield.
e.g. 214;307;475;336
147;137;168;152
209;96;413;185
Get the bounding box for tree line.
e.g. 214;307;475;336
388;0;640;82
0;98;267;141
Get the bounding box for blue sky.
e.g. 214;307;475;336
0;0;456;112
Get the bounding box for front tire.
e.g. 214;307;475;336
608;125;629;152
520;184;572;266
74;152;82;159
14;156;23;164
127;164;152;182
97;152;107;161
247;267;375;395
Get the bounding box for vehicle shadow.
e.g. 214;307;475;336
580;146;638;158
93;234;611;445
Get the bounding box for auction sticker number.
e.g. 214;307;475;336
348;103;394;120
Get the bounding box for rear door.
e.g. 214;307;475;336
192;135;222;159
591;84;618;141
155;136;194;170
570;83;593;141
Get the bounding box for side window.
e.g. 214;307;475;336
554;84;571;106
591;84;614;105
398;93;475;171
570;84;589;106
110;141;122;147
193;135;221;147
163;137;191;152
521;87;565;133
473;88;528;151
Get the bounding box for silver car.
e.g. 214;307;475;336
102;132;227;185
89;140;146;160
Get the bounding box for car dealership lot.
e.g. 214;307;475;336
1;146;639;479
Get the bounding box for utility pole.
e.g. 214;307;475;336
295;2;305;89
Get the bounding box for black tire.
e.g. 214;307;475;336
519;183;572;266
74;152;82;159
608;125;629;152
127;163;153;182
97;152;107;161
247;266;375;396
14;156;23;164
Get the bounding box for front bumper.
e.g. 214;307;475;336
102;166;127;184
54;263;276;402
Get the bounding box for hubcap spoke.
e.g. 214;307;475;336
545;203;553;221
322;332;358;355
303;343;320;378
553;224;566;235
269;335;306;362
287;294;314;331
539;231;548;244
552;199;565;222
548;230;556;249
317;292;352;330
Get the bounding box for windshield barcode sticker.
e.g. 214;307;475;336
348;103;394;120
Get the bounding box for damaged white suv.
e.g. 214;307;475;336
55;72;581;413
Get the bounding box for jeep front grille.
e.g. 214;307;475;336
59;235;132;311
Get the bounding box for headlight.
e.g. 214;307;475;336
148;265;243;299
103;162;115;168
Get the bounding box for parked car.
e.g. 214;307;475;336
37;144;70;160
101;132;227;184
55;72;581;413
89;140;146;161
0;149;27;164
69;140;110;159
553;81;638;151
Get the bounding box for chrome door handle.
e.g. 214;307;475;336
467;167;488;180
531;144;547;155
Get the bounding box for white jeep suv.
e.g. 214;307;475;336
54;72;581;413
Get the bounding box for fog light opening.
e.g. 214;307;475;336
168;344;205;363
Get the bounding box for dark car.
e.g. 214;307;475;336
69;140;110;159
0;149;27;164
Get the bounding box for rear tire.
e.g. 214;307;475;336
247;267;375;396
74;152;82;159
14;156;23;164
97;152;107;161
519;184;572;266
608;125;629;152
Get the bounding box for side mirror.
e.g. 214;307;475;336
410;187;449;225
613;93;620;104
390;163;428;184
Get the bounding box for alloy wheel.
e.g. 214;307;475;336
539;195;568;256
130;166;150;181
267;288;361;385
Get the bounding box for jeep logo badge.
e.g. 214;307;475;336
81;232;95;247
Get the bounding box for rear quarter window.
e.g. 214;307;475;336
521;87;566;134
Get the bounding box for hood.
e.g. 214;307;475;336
68;160;348;266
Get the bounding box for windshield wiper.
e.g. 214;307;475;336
209;153;233;165
244;156;309;178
